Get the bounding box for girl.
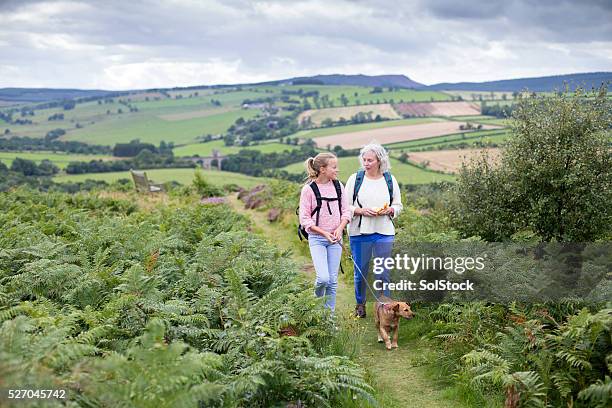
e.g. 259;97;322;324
299;152;351;312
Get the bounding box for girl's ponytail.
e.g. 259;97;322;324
305;157;318;180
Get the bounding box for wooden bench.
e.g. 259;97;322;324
130;169;165;193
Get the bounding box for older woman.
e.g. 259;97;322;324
345;143;403;318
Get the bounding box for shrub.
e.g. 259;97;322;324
451;86;612;241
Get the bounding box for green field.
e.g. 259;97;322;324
442;90;517;102
54;168;269;188
293;117;443;140
450;115;512;126
386;129;511;151
254;85;452;106
61;108;260;146
282;156;455;184
2;89;265;145
1;86;457;148
173;140;300;157
0;151;115;169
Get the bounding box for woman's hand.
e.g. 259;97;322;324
357;207;379;217
380;207;395;217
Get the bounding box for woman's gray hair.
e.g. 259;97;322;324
359;141;391;174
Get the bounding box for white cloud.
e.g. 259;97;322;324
94;59;271;89
0;0;609;89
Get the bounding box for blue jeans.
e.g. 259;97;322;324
308;234;342;312
350;233;394;305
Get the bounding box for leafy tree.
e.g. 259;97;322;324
45;128;66;141
451;86;611;241
37;159;59;176
10;158;39;176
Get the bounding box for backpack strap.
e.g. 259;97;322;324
309;182;323;226
332;179;342;216
383;171;394;205
352;170;365;204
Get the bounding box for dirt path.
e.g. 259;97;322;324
227;194;467;407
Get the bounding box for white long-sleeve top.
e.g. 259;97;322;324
344;172;403;236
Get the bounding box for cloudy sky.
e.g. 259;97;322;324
0;0;610;90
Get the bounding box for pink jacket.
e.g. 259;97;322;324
299;180;351;235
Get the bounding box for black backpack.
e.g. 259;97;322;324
352;170;394;228
296;179;343;241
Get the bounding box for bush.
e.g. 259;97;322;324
451;86;612;241
193;170;223;197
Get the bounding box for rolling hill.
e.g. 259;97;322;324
426;72;612;92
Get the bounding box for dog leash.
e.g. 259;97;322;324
336;239;391;306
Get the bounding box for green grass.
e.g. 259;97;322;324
450;116;512;126
61;108;260;146
386;129;511;151
294;117;443;139
451;115;498;121
468;118;509;126
3;89;266;143
53;168;269;188
282;156;455;184
0;151;115;169
173;140;300;157
255;85;451;105
2;86;453;147
442;90;517;102
131;90;268;111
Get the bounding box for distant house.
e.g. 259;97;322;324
242;102;269;110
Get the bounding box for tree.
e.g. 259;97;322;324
340;94;349;106
37;159;59;176
10;158;39;176
321;118;333;127
451;86;611;241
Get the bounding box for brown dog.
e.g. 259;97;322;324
374;295;414;350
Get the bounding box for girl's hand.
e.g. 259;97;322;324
332;227;343;241
323;231;338;244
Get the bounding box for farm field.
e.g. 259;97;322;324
61;108;260;146
1;89;268;143
387;129;511;151
450;115;499;121
255;84;452;105
393;101;481;117
294;117;443;140
443;90;517;101
282;156;455;184
312;121;503;149
297;103;400;125
0;151;116;169
54;167;269;188
173;140;300;157
466;117;509;126
404;148;501;173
